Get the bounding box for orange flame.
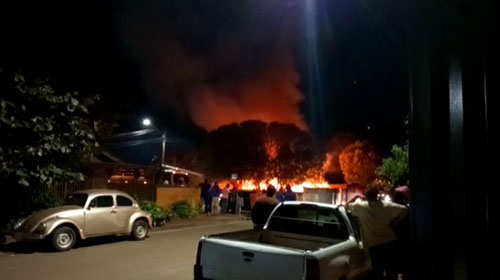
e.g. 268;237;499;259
265;137;279;160
239;177;332;193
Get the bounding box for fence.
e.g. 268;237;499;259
39;176;155;202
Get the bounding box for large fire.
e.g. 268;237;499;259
236;177;332;193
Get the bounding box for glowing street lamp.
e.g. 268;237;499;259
142;118;152;126
142;118;166;166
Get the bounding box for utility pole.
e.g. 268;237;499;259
161;132;166;166
143;118;166;166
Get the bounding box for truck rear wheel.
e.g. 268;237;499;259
51;226;76;252
131;220;148;240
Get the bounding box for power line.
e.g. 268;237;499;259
105;137;182;148
103;129;155;139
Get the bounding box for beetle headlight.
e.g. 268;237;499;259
12;218;27;231
34;223;46;233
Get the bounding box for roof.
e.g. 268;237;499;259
324;171;346;184
71;189;132;196
161;163;204;177
90;150;125;164
281;201;340;209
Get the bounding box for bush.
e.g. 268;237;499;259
139;201;171;226
171;200;199;219
376;143;409;189
1;188;62;231
29;190;62;210
138;200;200;227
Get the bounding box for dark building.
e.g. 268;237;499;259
409;0;497;278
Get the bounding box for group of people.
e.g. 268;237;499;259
251;184;296;228
347;186;410;280
199;179;243;216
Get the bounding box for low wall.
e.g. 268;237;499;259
302;189;337;204
156;187;201;209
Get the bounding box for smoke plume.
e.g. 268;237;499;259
117;1;306;130
188;57;306;130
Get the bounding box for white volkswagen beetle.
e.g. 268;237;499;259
10;189;153;251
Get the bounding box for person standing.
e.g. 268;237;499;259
275;186;285;202
228;187;237;213
251;185;279;229
199;179;212;215
390;187;411;279
210;182;221;215
347;187;408;280
220;184;230;214
283;184;297;201
235;191;243;215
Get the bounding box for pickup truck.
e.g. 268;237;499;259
194;201;370;280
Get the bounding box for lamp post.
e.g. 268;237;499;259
142;118;166;166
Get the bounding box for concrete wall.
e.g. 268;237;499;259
156;187;200;209
302;189;336;204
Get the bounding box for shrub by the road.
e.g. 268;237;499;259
1;188;62;231
139;200;199;227
171;200;199;219
139;201;171;226
29;190;62;210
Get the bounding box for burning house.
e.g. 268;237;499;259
200;121;352;207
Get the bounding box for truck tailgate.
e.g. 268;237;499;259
200;238;305;280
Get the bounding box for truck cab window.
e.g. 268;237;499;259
269;204;349;240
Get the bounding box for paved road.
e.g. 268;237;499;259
0;220;252;280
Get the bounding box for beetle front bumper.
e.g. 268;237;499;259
11;231;45;241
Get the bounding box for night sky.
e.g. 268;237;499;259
0;0;409;163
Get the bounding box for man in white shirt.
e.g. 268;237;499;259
348;187;408;280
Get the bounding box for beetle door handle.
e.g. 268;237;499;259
111;210;117;213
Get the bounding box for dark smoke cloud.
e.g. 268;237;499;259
115;0;306;130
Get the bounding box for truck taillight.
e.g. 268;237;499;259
305;258;320;280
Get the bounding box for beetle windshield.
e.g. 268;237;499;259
64;193;89;207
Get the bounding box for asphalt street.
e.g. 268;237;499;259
0;220;252;280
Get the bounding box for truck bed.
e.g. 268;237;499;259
208;228;342;252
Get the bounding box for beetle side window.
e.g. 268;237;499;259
89;195;114;208
116;195;133;207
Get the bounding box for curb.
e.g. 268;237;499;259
151;215;250;232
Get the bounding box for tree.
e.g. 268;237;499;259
322;132;359;182
376;143;409;188
196;121;323;180
0;71;99;188
339;140;379;187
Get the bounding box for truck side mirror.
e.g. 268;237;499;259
87;199;97;210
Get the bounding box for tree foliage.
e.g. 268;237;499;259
338;140;379;187
376;143;409;188
0;71;99;187
322;132;359;182
197;121;324;180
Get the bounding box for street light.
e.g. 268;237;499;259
142;118;152;126
142;118;166;166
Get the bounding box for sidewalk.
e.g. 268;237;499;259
152;213;251;232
